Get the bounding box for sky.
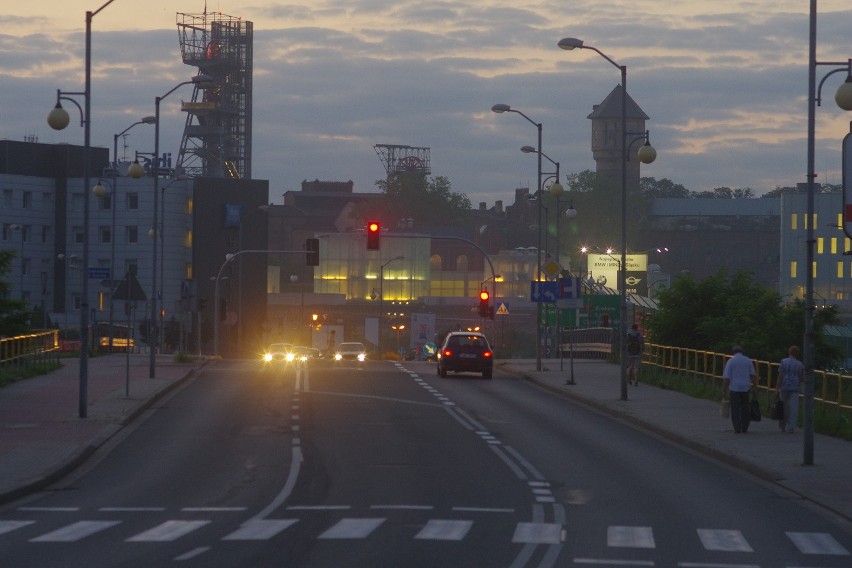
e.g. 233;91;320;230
3;1;852;207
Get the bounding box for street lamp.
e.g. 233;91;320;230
392;324;406;355
378;256;404;358
93;117;153;353
149;74;212;378
803;2;852;465
46;0;118;419
492;103;545;371
558;36;657;401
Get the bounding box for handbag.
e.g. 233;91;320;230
749;397;762;422
720;398;730;418
770;396;784;420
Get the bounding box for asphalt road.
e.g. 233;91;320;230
1;359;850;567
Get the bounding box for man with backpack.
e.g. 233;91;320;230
626;323;645;386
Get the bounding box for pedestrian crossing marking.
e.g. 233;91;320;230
786;531;850;555
415;519;472;541
318;518;385;539
223;519;298;540
30;520;120;542
0;520;34;536
696;528;753;552
126;520;210;542
512;522;562;544
608;525;655;548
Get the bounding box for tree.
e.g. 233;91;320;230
645;269;840;366
353;174;472;228
0;251;31;336
639;177;691;198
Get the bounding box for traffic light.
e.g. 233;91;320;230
478;289;490;318
305;238;320;266
366;221;380;250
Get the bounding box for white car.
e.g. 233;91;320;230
334;342;367;362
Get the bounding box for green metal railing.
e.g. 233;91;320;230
645;343;851;411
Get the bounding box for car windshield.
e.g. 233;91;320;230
449;335;488;348
269;343;290;352
338;343;364;351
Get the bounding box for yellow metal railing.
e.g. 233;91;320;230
645;343;851;411
0;330;61;376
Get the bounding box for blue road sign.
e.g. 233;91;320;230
558;277;581;299
530;281;558;303
87;267;110;280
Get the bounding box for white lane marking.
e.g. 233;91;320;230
786;531;850;555
574;559;655;566
415;519;473;540
222;519;298;540
369;505;433;511
17;507;78;512
608;526;656;549
126;520;210;542
452;507;515;513
99;507;166;512
677;563;758;568
512;522;563;544
30;520;121;542
286;505;350;511
696;529;753;552
0;520;34;535
490;445;528;480
175;547;210;561
181;507;247;512
318;518;385;539
251;446;304;520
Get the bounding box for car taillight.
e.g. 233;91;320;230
483;351;492;358
442;349;453;358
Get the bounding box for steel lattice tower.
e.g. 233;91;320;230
374;144;431;180
175;10;253;179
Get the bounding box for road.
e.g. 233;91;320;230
1;359;850;567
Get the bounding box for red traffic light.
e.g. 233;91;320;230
367;221;381;250
479;290;490;301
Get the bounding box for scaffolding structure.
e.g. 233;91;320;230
176;11;253;179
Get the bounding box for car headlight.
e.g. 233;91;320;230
263;353;272;362
357;353;366;362
285;353;295;362
334;353;342;361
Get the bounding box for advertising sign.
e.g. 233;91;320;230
587;253;649;296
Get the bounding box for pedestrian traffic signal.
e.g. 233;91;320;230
478;289;490;318
367;221;380;250
305;238;320;266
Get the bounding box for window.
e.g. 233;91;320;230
125;260;138;276
126;226;138;244
22;191;32;209
100;226;111;244
3;189;12;208
73;226;85;244
98;194;112;211
72;193;84;211
127;193;139;210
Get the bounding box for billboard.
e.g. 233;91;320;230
587;253;649;296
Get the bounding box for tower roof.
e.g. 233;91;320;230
587;84;649;120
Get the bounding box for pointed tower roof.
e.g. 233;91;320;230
587;84;649;120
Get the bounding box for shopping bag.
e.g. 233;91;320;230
720;398;730;418
770;397;784;420
749;397;762;421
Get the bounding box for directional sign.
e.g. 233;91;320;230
555;298;583;309
87;267;110;280
558;277;581;299
530;281;558;303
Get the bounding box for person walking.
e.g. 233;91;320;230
776;345;804;433
722;345;758;433
626;324;645;386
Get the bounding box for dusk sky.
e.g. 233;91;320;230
3;1;852;206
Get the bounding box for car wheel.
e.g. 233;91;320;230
483;369;492;379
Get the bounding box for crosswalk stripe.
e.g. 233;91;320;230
415;519;472;541
786;531;850;555
30;520;120;542
222;519;298;540
126;520;210;542
0;520;34;536
512;522;563;544
696;528;753;552
608;526;656;548
318;518;385;539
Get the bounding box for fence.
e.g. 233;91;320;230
645;343;852;411
560;327;615;360
0;330;61;378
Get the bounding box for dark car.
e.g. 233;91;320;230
436;332;493;379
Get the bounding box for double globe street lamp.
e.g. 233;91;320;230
558;36;656;401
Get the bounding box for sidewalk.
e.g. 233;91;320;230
0;353;202;505
499;358;852;524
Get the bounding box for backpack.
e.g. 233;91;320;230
627;331;642;355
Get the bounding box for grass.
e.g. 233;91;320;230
0;360;63;388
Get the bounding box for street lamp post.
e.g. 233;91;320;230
492;103;545;371
558;36;656;401
93;120;151;353
804;1;852;464
378;256;404;359
149;75;211;378
392;324;406;355
46;0;118;418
